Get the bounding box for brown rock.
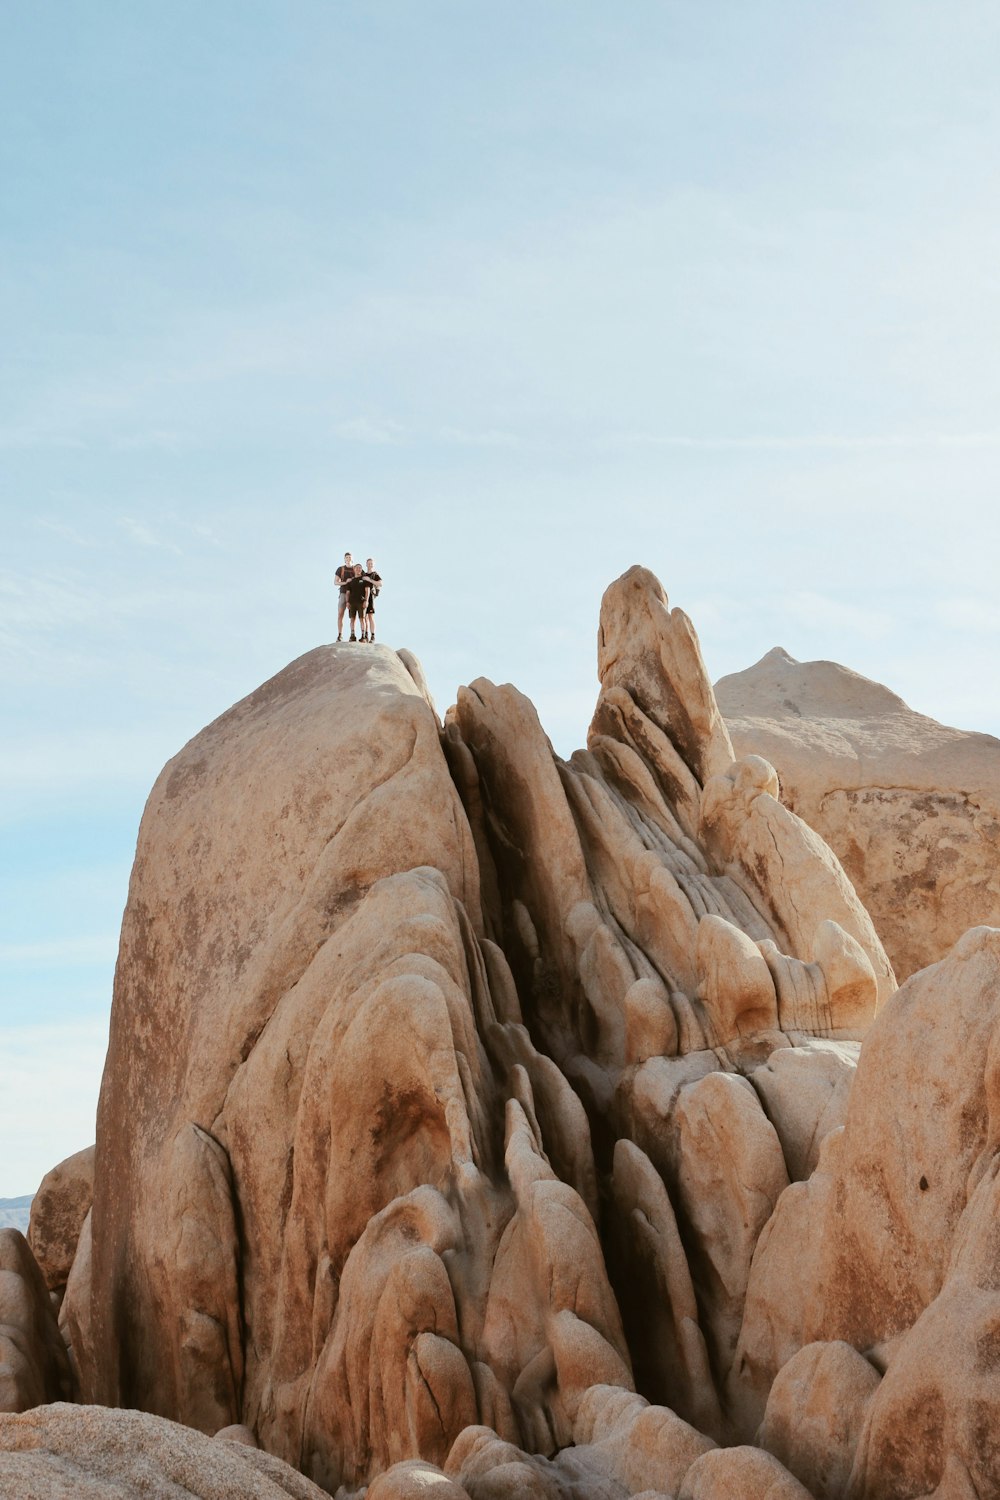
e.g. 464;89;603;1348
0;1401;328;1498
67;569;933;1495
700;757;894;1013
848;1151;1000;1499
572;1384;716;1497
27;1145;94;1295
87;647;483;1452
759;1341;880;1498
673;1073;789;1389
679;1444;815;1499
595;565;735;787
57;1208;92;1393
750;1043;857;1182
0;1230;72;1413
732;925;1000;1432
716;647;1000;980
366;1458;471;1499
608;1139;722;1438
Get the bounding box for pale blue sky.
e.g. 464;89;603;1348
3;2;1000;1194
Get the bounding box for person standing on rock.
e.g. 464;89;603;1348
344;563;370;642
361;557;382;643
334;551;354;642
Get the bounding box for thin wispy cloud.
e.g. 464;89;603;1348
783;591;895;642
0;1020;108;1193
333;416;520;448
935;598;1000;634
0;936;119;966
603;431;1000;452
119;516;184;554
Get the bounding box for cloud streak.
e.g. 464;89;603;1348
0;1018;107;1195
0;936;119;966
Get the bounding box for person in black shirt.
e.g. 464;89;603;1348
344;563;370;642
361;557;382;642
334;551;354;641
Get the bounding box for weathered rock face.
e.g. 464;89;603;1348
14;565;999;1498
28;1145;93;1298
0;1230;73;1414
0;1402;328;1499
731;925;1000;1454
716;647;1000;980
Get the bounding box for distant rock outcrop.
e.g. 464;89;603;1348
0;1200;32;1235
716;647;1000;980
3;567;997;1498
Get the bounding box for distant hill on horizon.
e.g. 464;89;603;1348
0;1196;33;1232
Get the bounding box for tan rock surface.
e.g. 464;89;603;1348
0;1402;328;1499
848;1149;1000;1499
27;1146;94;1296
0;1231;72;1413
672;1073;789;1387
49;570;980;1496
750;1043;857;1182
733;924;1000;1437
679;1444;814;1499
759;1341;880;1499
716;647;1000;979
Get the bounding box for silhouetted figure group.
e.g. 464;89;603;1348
335;553;383;643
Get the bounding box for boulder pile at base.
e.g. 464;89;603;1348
3;566;998;1500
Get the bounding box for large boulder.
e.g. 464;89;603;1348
758;1340;881;1498
716;647;1000;980
848;1147;1000;1498
80;644;634;1491
0;1402;328;1499
732;925;1000;1437
0;1231;73;1414
27;1145;94;1297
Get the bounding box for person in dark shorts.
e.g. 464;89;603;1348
344;563;370;642
334;551;354;641
361;557;382;642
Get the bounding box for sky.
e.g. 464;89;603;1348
3;2;1000;1196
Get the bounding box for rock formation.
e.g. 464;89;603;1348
0;1403;328;1498
716;647;1000;980
27;1145;93;1302
3;566;998;1498
0;1230;73;1414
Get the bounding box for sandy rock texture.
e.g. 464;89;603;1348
0;1231;73;1414
21;565;999;1497
0;1402;328;1498
716;646;1000;980
27;1146;93;1298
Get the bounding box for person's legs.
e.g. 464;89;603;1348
337;592;347;640
366;607;376;641
348;606;360;640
